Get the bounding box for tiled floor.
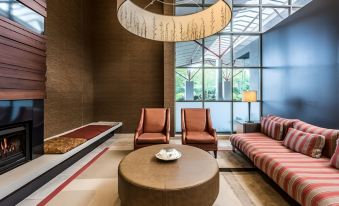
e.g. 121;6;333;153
18;134;288;206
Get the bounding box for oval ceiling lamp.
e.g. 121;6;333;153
117;0;232;42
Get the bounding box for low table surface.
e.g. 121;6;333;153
118;144;219;190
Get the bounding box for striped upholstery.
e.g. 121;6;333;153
294;121;339;158
254;152;339;206
330;140;339;169
230;133;292;161
283;128;326;158
267;115;298;137
261;118;284;140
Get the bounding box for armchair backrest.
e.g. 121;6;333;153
182;108;210;132
143;108;168;133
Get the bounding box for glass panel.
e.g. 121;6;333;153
205;102;232;132
262;0;289;5
175;68;203;101
204;69;232;101
175;102;203;132
262;7;289;32
233;35;260;67
204;35;232;67
233;102;260;130
233;0;259;5
0;0;44;34
292;0;312;6
233;69;260;101
232;7;259;32
176;41;203;67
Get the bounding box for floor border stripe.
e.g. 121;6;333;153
37;147;109;206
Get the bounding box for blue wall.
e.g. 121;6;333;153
262;0;339;129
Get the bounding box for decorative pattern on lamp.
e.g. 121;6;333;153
117;0;232;42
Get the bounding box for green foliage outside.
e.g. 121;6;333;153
175;68;252;101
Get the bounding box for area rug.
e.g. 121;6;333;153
38;134;289;206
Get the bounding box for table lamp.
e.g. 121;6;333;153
242;90;257;123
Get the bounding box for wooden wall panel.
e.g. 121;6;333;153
0;15;46;100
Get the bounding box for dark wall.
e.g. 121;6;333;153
91;0;164;133
262;0;339;129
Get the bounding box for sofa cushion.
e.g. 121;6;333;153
267;115;298;137
184;109;206;132
283;128;326;158
61;125;112;140
261;118;284;140
293;120;339;158
230;133;292;161
186;131;215;144
330;139;339;169
254;152;339;206
143;109;166;133
44;137;87;154
136;133;167;144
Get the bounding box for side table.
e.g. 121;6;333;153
234;120;260;134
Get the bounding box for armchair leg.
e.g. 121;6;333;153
232;145;236;153
213;151;217;159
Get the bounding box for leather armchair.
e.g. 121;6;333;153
181;108;218;158
134;108;170;149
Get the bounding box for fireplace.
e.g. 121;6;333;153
0;122;31;175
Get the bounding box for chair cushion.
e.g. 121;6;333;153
330;139;339;169
184;109;206;132
136;133;167;144
254;152;339;206
293;120;339;158
261;117;284;140
143;109;166;133
186;131;215;144
230;133;292;161
283;128;325;158
61;125;112;140
267;115;298;137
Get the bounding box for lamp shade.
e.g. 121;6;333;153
117;0;232;42
242;90;257;102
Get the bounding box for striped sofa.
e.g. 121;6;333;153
230;116;339;206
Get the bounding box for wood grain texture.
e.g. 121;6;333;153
44;0;93;138
91;0;164;133
0;15;46;100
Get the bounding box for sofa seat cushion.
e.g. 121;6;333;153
136;133;167;144
283;128;326;158
230;133;292;161
254;152;339;206
186;131;215;144
44;137;87;154
293;120;339;158
61;125;112;140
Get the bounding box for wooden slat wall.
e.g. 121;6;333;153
0;2;47;101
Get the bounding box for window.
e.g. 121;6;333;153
0;0;44;34
175;0;312;133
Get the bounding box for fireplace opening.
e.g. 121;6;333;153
0;122;31;174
